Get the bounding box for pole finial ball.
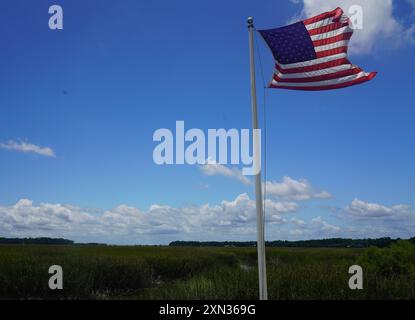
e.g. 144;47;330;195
247;17;254;26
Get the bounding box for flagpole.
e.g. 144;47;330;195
247;16;268;300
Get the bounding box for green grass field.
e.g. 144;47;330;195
0;242;414;300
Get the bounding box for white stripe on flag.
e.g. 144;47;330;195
314;40;350;52
305;17;333;30
271;71;370;87
277;53;348;70
310;26;352;41
276;64;355;79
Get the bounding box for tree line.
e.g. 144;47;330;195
170;237;415;248
0;237;74;245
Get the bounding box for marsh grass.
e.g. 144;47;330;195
0;243;414;299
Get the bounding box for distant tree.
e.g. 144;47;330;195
169;237;410;248
0;237;74;245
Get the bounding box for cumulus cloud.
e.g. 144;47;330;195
0;194;298;243
283;216;342;238
0;140;55;157
322;198;415;239
292;0;414;53
2;195;413;243
0;199;98;237
199;158;251;185
344;198;413;219
264;176;331;201
291;217;306;227
311;216;341;232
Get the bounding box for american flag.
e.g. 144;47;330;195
259;7;377;90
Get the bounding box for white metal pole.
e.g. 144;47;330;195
247;16;268;300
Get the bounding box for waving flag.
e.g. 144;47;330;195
259;7;377;90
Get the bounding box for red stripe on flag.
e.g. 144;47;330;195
312;32;353;47
308;22;350;36
276;58;351;74
273;68;362;83
303;7;343;25
269;72;377;91
316;46;348;58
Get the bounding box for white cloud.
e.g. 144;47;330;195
0;140;55;157
0;199;98;236
293;0;414;53
288;216;341;238
0;194;298;243
344;198;413;219
404;24;415;44
311;216;341;232
1;195;414;243
283;216;342;238
264;176;331;201
291;217;306;227
328;198;415;239
199;158;251;185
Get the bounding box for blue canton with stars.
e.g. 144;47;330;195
259;22;317;65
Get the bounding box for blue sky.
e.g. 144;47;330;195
0;0;414;244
